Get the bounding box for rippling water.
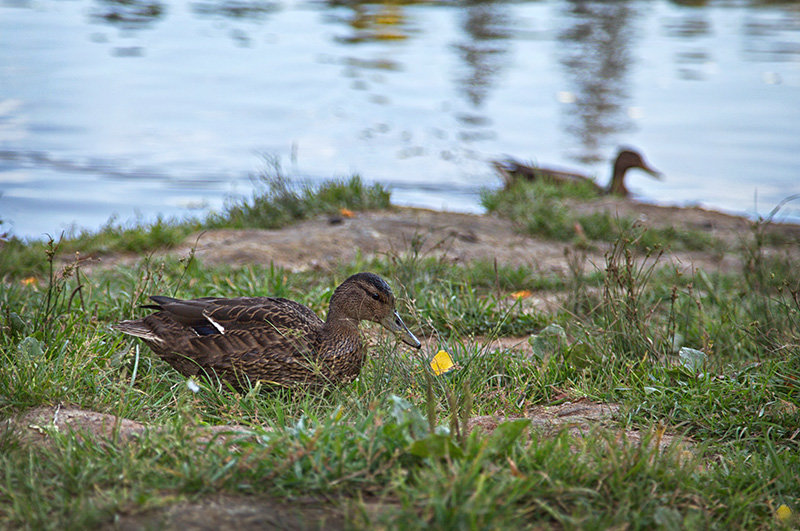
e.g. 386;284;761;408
1;0;799;239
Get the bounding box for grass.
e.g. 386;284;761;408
206;161;390;230
0;162;390;279
1;179;799;528
481;178;722;252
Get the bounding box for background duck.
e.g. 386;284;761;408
492;148;663;197
114;272;421;389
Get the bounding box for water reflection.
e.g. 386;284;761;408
661;12;711;38
190;0;279;19
453;0;510;109
91;0;165;28
453;0;510;146
557;1;639;163
0;149;234;187
742;8;800;62
329;0;414;44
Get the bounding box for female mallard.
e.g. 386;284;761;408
492;148;663;197
114;272;421;389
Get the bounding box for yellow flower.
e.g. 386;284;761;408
776;504;792;522
431;350;455;376
21;276;38;286
510;290;532;300
339;208;355;218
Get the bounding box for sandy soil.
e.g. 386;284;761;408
83;201;797;279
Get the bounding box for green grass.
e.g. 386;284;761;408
207;166;390;230
481;179;722;252
1;181;799;528
0;164;390;280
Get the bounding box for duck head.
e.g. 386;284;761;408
615;149;663;179
329;272;421;349
609;149;663;196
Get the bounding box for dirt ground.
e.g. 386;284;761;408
87;200;799;279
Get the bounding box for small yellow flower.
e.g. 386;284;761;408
21;276;38;286
776;504;792;522
339;208;355;218
510;290;532;300
431;350;455;376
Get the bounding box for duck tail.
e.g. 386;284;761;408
141;295;179;310
491;159;518;187
113;320;164;344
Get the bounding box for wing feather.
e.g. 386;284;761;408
118;295;331;387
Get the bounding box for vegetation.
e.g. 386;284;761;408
207;162;390;230
482;179;722;252
0;164;390;279
1;179;799;528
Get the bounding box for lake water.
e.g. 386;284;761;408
1;0;799;240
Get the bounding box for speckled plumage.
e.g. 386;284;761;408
114;272;421;389
492;149;662;197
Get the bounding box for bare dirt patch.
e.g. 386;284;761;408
174;208;586;273
109;493;348;531
4;401;688;457
180;204;797;271
83;203;799;279
2;405;258;449
470;399;689;454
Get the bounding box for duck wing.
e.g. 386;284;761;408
492;157;602;192
119;296;327;385
145;296;322;336
201;297;322;336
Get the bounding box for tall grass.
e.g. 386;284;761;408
207;163;390;230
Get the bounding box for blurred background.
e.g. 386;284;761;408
1;0;799;239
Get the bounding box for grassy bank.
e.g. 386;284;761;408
1;178;798;528
0;169;389;279
481;179;725;252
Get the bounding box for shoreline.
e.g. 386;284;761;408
70;200;800;279
6;188;800;244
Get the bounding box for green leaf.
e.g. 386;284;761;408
678;347;706;373
486;419;531;455
565;341;601;369
17;336;44;359
9;312;28;334
528;323;567;360
407;433;464;459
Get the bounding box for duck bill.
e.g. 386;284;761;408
380;311;421;349
641;164;663;180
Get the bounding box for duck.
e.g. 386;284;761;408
114;272;421;389
492;148;663;197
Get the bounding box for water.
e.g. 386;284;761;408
1;0;799;240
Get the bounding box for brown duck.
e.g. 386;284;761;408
114;272;421;389
492;148;663;197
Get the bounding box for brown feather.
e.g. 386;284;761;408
114;272;420;390
492;148;662;197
